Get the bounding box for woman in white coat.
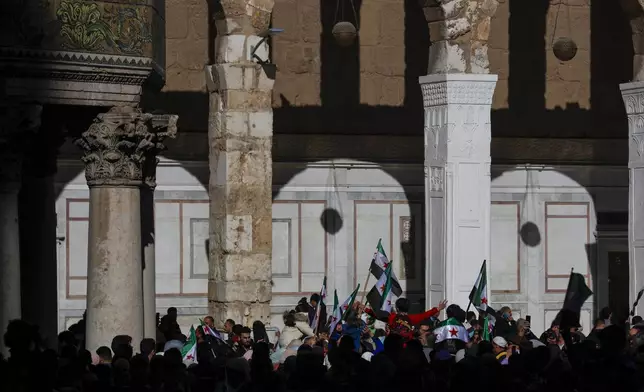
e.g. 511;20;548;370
279;311;315;348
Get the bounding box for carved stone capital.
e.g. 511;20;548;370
0;104;43;186
75;106;178;187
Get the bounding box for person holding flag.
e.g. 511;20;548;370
364;295;448;342
368;239;403;297
433;304;469;355
310;276;328;333
467;260;496;341
181;326;198;364
329;285;360;335
366;264;396;312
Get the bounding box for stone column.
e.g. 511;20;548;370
76;106;176;352
621;82;644;316
205;0;275;327
420;74;497;309
0;104;41;355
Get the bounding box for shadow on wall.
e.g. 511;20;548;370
492;0;632;139
137;0;631;313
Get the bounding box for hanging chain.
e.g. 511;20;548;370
550;0;562;47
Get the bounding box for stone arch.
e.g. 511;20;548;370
421;0;500;73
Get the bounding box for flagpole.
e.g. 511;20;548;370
358;273;371;309
465;260;486;315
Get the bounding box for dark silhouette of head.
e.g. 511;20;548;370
395;298;411;313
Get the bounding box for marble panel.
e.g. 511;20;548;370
272;219;292;278
68;220;89;279
300;202;326;293
155;202;181;295
182;202;209;294
272;203;299;294
355;202;391;290
490;202;520;293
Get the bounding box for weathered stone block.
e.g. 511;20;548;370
206;64;244;91
428;40;467;73
176;39;209;71
360;2;381;47
166;0;190;39
215;18;244;36
222;90;272;110
247;36;269;62
248;111;273;137
209;184;272;216
299;3;321;43
189;4;210;40
209;300;271;327
216;35;247;63
210;279;272;302
251;215;273;253
211;111;249;137
257;66;276;91
209;253;272;282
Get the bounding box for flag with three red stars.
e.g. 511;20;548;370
469;260;489;312
366;264;395;311
180;326;198;363
329;285;360;334
433;318;469;344
369;239;403;297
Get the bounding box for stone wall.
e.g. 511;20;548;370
150;0;634;158
490;0;633;138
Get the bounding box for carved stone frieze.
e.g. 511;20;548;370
428;166;445;192
75;106;177;187
420;79;496;107
621;82;644;165
0;104;42;185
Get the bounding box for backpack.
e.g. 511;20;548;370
389;313;414;340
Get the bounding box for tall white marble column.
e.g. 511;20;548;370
0;104;41;356
420;74;497;309
621;82;644;317
76;107;176;352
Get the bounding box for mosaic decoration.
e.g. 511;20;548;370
55;0;152;55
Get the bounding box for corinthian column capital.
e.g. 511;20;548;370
75;106;178;187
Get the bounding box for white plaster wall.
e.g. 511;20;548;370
490;165;628;334
54;159;628;336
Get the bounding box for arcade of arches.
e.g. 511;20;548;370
1;0;644;354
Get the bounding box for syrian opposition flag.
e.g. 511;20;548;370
311;276;327;332
181;326;198;362
369;239;402;297
366;264;396;311
329;285;360;334
469;260;488;311
434;318;470;344
199;318;224;341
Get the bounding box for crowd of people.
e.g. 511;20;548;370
2;296;644;391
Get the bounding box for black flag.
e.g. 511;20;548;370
560;271;593;327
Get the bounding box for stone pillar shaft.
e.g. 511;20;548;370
621;82;644;316
0;104;41;356
86;186;144;348
76;107;176;352
420;74;497;309
206;57;274;327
